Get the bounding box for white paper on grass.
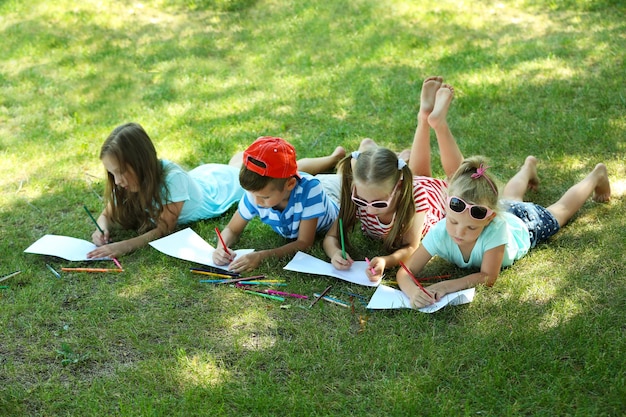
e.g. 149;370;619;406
283;251;381;287
366;284;475;313
24;235;109;261
149;227;254;268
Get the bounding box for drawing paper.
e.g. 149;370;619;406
149;227;254;268
283;251;380;287
24;235;109;261
366;284;475;313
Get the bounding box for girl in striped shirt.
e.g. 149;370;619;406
323;76;463;282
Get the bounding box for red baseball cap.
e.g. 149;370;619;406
243;136;299;179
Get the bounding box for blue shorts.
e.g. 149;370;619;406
502;201;560;248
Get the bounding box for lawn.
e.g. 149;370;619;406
1;0;625;415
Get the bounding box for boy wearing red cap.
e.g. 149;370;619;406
213;136;342;272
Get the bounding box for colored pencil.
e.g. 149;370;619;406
0;270;21;283
339;219;346;259
313;293;350;308
61;268;123;273
190;269;233;279
112;257;123;270
417;274;452;281
244;290;285;302
215;227;231;255
238;282;287;286
190;266;240;277
365;257;376;275
45;264;61;279
83;205;104;235
266;290;308;299
310;285;332;308
399;261;433;299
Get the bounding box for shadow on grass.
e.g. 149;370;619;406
1;0;626;414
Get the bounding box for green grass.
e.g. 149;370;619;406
1;0;625;415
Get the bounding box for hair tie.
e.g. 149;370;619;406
351;151;361;160
397;159;407;170
471;164;497;195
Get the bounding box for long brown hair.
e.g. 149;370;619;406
337;147;415;252
100;123;167;233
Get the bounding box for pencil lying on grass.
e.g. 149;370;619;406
0;270;21;282
61;268;123;273
310;285;332;308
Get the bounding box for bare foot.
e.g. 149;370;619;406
358;138;377;152
524;156;540;192
418;76;443;119
591;163;611;202
428;84;454;129
332;146;346;163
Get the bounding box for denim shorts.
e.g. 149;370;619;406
502;200;560;248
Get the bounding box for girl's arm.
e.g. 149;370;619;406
87;201;184;259
228;218;320;273
397;244;434;307
407;244;506;309
367;211;424;280
323;219;354;270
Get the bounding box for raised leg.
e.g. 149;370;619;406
428;84;463;179
409;76;443;177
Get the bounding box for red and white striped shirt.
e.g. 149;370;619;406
357;176;448;240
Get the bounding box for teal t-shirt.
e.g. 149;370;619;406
162;160;243;224
421;212;531;269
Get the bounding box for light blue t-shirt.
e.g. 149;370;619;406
421;212;531;269
162;160;244;224
237;173;339;239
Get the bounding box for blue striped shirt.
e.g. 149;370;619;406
238;173;339;239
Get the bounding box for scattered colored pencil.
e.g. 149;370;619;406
45;264;61;279
417;274;452;281
61;268;123;273
313;293;350;308
310;285;332;308
0;270;21;283
190;269;234;279
112;257;123;270
191;266;240;277
266;289;308;299
244;290;285;302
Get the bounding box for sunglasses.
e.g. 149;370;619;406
447;196;494;220
351;179;401;209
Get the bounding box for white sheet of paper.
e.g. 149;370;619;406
366;284;475;313
283;251;380;287
24;235;109;261
149;227;254;268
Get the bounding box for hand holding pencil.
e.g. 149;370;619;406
398;261;436;308
329;218;354;270
212;227;235;266
365;256;383;282
85;205;110;246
